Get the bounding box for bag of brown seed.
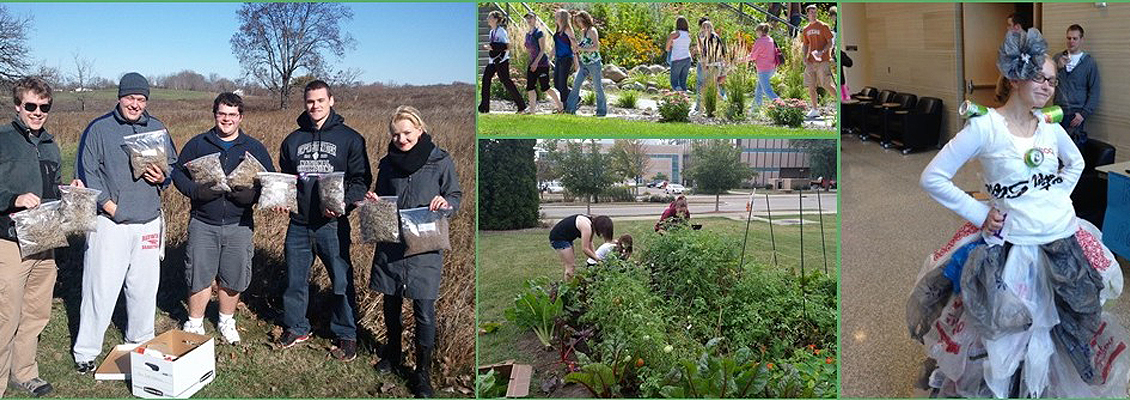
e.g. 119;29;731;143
123;129;172;180
228;152;267;189
398;206;452;257
184;152;231;192
59;185;102;233
257;172;298;211
358;196;399;243
318;172;346;215
11;200;69;256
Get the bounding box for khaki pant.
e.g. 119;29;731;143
0;240;57;397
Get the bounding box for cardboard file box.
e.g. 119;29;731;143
129;330;215;398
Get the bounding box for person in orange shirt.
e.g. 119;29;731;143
800;4;836;118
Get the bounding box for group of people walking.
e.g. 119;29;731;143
0;75;459;398
479;5;837;119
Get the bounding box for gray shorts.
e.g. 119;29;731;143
185;218;253;293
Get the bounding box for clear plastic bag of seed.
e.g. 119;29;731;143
184;152;231;192
228;152;267;189
398;206;452;256
11;200;68;256
58;185;102;233
318;172;346;215
358;196;399;243
122;129;172;180
256;172;298;211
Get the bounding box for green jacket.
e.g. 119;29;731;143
0;117;62;241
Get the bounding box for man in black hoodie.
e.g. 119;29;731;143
276;80;371;361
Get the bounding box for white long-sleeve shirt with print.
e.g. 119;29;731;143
920;108;1083;245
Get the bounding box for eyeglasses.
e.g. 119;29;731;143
215;112;241;119
22;102;51;113
1030;75;1059;87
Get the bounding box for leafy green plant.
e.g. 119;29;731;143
765;98;807;128
582;91;597;106
504;279;564;348
703;81;718;118
566;362;619;398
476;369;508;398
616;90;640;109
659;339;832;398
657;90;691;123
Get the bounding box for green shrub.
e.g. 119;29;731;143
703;81;718;118
600;185;636;202
616;90;640;109
478;139;540;230
582;91;596;106
765;98;807;128
645;194;675;203
657;90;691;123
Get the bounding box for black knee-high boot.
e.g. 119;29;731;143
376;295;410;378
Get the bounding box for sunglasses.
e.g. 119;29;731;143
22;102;51;113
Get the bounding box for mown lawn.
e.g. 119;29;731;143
476;216;839;394
477;114;835;137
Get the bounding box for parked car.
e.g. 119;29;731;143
810;177;836;191
665;184;686;194
544;182;565;193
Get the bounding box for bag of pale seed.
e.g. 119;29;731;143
59;185;101;233
122;129;172;180
318;172;346;215
11;200;69;256
257;172;298;211
184;152;231;192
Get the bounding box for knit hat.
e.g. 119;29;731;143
118;72;150;99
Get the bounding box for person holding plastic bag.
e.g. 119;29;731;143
73;73;177;374
910;28;1127;398
0;77;83;396
171;92;274;345
367;106;461;398
276;80;372;362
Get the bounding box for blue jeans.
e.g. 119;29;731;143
566;60;607;116
283;219;358;339
754;69;780;108
670;57;691;91
554;55;573;103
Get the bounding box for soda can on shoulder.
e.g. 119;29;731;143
959;100;989;119
1037;105;1064;124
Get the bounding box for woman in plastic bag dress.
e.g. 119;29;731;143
907;28;1128;398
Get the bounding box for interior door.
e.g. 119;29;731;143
961;3;1016;107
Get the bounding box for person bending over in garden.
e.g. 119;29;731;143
801;4;835;119
521;12;562;114
587;234;632;265
655;195;691;232
746;23;781;110
909;28;1126;398
666;16;693;92
369;106;461;398
479;10;526;114
564;11;606;117
550;214;613;280
552;9;578;111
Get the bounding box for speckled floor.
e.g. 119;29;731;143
840;136;1130;397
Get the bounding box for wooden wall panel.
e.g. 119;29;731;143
1043;4;1130;162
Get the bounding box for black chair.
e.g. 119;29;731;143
866;93;916;144
842;87;877;136
857;90;895;141
1072;138;1115;228
885;97;943;154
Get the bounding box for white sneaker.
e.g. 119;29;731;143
218;319;241;345
183;320;205;335
806;109;821;118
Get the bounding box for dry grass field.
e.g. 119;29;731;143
41;83;475;397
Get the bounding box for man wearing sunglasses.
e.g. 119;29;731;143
73;73;178;374
1054;24;1100;147
0;77;81;397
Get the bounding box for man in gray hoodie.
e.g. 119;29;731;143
1055;24;1100;147
72;73;178;373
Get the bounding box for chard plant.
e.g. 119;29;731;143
504;279;564;348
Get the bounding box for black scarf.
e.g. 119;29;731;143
386;132;435;177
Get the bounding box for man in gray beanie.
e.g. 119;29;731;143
72;72;177;373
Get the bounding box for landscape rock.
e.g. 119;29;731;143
602;65;629;82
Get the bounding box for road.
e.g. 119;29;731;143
539;190;838;219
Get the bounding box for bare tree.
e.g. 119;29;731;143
72;52;95;110
230;3;355;109
0;5;32;84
